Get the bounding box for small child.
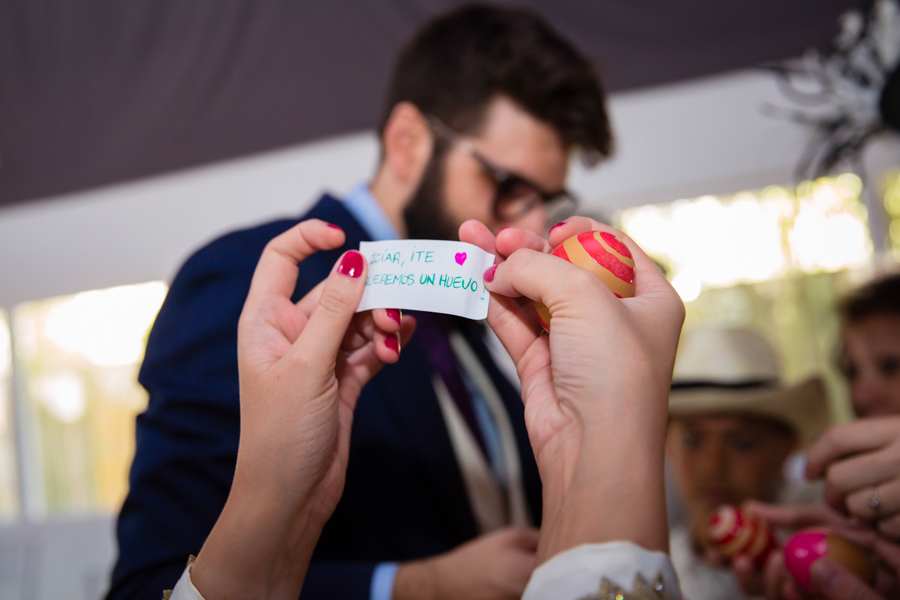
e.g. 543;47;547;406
665;328;830;600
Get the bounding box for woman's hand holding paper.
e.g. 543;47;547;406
190;219;415;600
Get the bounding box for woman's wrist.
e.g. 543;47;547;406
538;466;668;563
190;478;324;600
537;420;669;563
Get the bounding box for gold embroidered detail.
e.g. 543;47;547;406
578;572;672;600
161;555;198;599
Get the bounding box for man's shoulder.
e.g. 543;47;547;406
185;217;296;272
138;194;355;389
177;194;350;282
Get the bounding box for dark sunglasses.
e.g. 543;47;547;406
426;114;578;223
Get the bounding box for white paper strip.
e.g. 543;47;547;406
356;240;495;320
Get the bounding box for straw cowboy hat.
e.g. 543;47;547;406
669;327;831;447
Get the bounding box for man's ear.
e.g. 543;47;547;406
381;102;433;185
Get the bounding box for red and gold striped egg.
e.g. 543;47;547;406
535;231;636;330
708;505;777;568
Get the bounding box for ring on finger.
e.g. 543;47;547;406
869;486;882;517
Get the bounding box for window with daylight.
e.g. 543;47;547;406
0;310;19;520
12;281;167;517
618;174;877;422
883;170;900;261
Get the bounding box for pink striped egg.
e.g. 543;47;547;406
535;231;635;331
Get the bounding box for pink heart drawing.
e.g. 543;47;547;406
454;252;467;265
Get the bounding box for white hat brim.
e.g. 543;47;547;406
668;377;830;447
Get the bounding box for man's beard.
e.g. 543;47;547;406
403;144;461;242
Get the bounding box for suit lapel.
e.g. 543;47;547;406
459;323;543;525
373;324;479;542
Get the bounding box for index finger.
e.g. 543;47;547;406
483;248;617;314
495;227;551;258
806;419;900;480
744;500;854;529
458;220;549;260
245;219;345;313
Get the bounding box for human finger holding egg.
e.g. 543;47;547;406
460;217;685;561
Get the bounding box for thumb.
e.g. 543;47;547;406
507;527;541;551
809;559;883;600
292;250;367;370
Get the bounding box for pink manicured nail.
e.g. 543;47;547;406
385;336;400;354
327;223;344;232
484;265;497;283
386;308;402;325
337;251;364;278
549;222;566;233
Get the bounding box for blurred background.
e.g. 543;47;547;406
1;1;899;598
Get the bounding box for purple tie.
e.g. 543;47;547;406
413;312;489;458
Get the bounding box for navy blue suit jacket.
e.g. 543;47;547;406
107;195;542;600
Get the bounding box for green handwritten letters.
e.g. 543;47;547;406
356;240;495;320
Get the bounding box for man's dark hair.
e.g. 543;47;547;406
379;4;613;163
841;273;900;323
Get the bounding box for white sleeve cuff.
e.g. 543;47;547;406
168;563;206;600
523;542;682;600
369;562;400;600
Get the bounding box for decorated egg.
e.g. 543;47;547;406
784;531;876;591
708;505;777;568
535;231;636;330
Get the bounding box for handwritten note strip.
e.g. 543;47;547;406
356;240;495;320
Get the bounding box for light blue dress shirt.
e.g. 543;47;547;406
340;183;506;600
342;183;400;242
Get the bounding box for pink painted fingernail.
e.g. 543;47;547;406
337;251;364;278
549;222;566;233
327;223;344;232
498;227;509;233
385;335;400;354
386;308;402;325
484;265;497;283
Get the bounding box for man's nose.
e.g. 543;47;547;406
509;204;546;237
697;446;729;478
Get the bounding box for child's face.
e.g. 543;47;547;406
841;315;900;418
666;414;795;547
